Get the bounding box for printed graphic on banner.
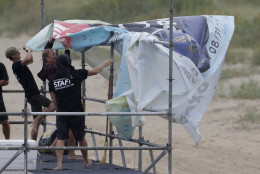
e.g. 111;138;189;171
25;15;234;144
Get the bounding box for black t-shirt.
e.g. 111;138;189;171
37;41;70;82
49;69;88;112
12;61;40;100
0;62;9;107
37;64;59;82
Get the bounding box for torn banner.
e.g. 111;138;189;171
26;16;234;144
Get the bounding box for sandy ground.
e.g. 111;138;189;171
0;35;259;174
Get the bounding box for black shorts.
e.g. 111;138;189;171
56;116;85;142
0;105;8;122
28;94;52;118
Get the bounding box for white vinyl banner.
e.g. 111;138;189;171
115;16;234;144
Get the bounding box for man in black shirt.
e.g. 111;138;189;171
49;54;112;170
5;46;56;140
38;37;82;160
0;62;10;139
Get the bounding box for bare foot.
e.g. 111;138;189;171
53;166;62;170
84;159;92;168
67;154;83;160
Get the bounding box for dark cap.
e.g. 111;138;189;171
5;47;19;59
56;54;73;77
56;54;72;68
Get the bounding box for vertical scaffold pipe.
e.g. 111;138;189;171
168;0;174;174
109;43;115;164
138;126;143;171
41;0;47;132
81;51;86;111
23;98;28;173
41;0;45;29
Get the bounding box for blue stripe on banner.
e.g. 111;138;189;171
67;26;128;51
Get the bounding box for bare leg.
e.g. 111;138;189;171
2;120;10;139
79;137;91;168
43;103;56;112
54;139;65;170
31;103;56;141
67;129;83;160
49;138;57;155
31;115;45;140
51;138;57;147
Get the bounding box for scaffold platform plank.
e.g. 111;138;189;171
2;153;152;174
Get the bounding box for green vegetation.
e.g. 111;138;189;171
220;67;259;80
230;79;260;99
251;47;260;66
225;48;251;65
237;108;260;126
216;79;260;100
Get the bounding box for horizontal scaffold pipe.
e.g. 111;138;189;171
82;96;106;103
29;111;168;116
0;146;167;151
9;121;32;124
0;112;23;116
2;89;48;94
85;128;166;148
2;90;24;93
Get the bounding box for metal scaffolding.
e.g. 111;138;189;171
0;0;175;173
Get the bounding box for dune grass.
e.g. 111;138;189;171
237;108;260;126
220;67;260;80
251;47;260;66
230;79;260;99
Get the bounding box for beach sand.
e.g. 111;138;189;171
0;35;259;174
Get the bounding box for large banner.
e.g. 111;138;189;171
26;16;235;144
26;16;210;73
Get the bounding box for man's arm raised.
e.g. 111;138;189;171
88;59;113;76
21;47;33;66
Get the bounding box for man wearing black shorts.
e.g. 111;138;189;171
49;54;112;170
38;37;82;160
0;62;10;139
5;46;56;141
